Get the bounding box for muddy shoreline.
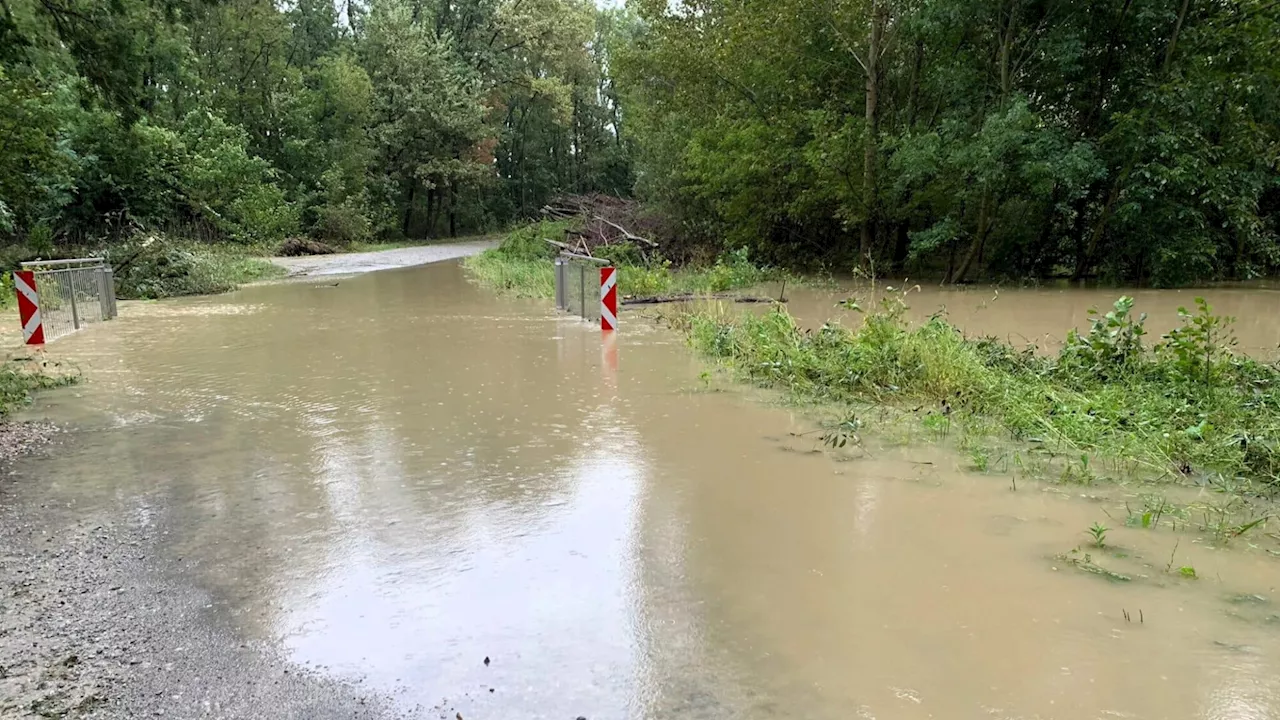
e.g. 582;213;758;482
0;453;401;719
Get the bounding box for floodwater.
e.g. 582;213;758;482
18;261;1280;719
782;281;1280;357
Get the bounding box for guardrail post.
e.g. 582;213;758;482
14;271;44;345
554;258;565;310
97;268;110;320
68;270;80;330
105;268;116;319
600;266;617;331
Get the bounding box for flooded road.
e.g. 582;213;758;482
15;261;1280;719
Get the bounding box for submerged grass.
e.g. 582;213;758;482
463;221;778;299
0;356;78;417
680;292;1280;495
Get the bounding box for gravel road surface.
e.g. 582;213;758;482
271;240;495;277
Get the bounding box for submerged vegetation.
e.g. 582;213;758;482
464;221;778;299
684;294;1280;494
0;357;78;417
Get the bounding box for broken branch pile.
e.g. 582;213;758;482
540;194;660;259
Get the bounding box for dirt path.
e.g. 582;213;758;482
270;239;495;277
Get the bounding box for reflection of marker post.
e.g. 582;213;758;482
602;329;618;386
600;266;617;331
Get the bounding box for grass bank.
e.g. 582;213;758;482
463;221;779;299
682;293;1280;496
0;356;77;417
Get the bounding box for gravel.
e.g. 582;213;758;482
270;241;495;278
0;476;397;719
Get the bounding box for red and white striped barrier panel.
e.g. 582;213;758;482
600;266;618;331
13;271;44;345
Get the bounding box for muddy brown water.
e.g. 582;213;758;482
778;281;1280;357
17;262;1280;719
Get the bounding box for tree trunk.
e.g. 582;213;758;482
1074;181;1120;280
953;189;993;283
859;0;886;269
425;186;438;238
1163;0;1192;74
1034;185;1059;275
448;182;457;238
892;222;910;272
402;182;417;237
576;92;586;193
906;39;923;129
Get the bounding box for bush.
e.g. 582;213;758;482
493;221;568;262
313;199;373;244
108;235;284;299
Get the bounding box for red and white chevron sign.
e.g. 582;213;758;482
13;271;44;345
600;266;618;331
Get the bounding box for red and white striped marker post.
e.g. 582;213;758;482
13;271;44;345
600;266;618;332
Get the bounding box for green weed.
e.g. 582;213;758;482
1088;522;1109;548
0;358;78;416
683;296;1280;494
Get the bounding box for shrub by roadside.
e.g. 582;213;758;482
107;236;284;300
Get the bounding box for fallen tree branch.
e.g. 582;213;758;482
594;216;658;247
622;294;784;305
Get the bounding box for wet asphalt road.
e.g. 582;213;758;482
0;438;407;720
1;243;498;719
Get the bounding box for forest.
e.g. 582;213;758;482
0;0;631;250
2;0;1278;286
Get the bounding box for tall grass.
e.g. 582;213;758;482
0;358;78;417
685;294;1280;490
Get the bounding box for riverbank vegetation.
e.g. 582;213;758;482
464;220;778;299
615;0;1279;285
683;295;1280;496
0;357;77;417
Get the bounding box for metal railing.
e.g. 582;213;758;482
554;252;608;323
20;258;117;342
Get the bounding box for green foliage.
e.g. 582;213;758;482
617;0;1280;283
1157;298;1237;387
494;221;568;262
1060;297;1148;380
686;297;1280;491
1;0;632;256
109;236;285;299
0;359;78;417
1088;522;1109;548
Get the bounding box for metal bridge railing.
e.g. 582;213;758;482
554;252;609;324
19;258;117;343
